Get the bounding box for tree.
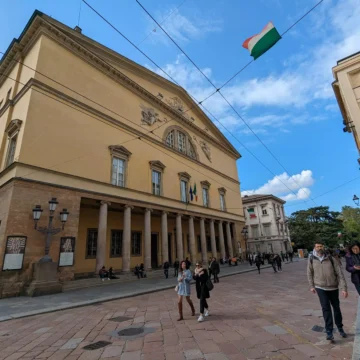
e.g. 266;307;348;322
288;206;344;250
339;206;360;244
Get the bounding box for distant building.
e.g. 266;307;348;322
332;51;360;163
242;194;292;254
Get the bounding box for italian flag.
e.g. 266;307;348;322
247;208;256;219
242;22;281;60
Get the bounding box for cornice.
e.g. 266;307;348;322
0;15;240;160
0;164;245;222
10;77;241;185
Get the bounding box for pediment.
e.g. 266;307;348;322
109;145;132;158
5;119;22;136
149;160;166;170
178;172;191;180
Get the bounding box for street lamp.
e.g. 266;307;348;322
353;195;359;207
32;197;70;263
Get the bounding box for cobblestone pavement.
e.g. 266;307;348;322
0;262;276;321
0;261;357;360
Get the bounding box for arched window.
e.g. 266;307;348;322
164;127;198;160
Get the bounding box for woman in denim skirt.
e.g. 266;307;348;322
177;260;195;320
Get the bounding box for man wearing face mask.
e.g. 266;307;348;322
308;242;348;341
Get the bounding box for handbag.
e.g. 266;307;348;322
206;278;214;291
174;285;178;292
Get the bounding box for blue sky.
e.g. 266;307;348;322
1;0;360;214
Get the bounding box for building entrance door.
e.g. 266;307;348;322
151;233;158;268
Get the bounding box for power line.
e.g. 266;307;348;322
3;73;242;196
135;0;319;206
82;0;315;207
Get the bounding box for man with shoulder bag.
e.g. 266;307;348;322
307;241;348;341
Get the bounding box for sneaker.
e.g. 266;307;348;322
102;278;104;282
338;328;347;338
326;332;334;341
108;278;110;281
204;309;209;317
197;315;204;322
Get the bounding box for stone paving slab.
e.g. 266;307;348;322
0;260;357;360
0;262;286;321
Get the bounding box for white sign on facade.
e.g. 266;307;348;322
3;236;26;270
59;237;75;267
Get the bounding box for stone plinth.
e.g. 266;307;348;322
26;262;62;297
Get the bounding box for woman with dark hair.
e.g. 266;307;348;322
176;260;195;321
345;242;360;295
193;262;210;322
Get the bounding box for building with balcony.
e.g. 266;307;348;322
242;194;291;254
0;11;245;298
332;51;360;163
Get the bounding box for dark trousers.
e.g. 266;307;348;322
277;263;282;271
355;284;360;295
200;297;208;314
316;288;343;332
174;268;178;277
213;273;219;283
256;264;260;274
272;263;277;272
164;269;169;278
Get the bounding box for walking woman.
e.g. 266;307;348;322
177;260;195;321
345;242;360;295
193;262;210;322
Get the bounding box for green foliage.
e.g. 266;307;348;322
288;206;344;251
340;206;360;243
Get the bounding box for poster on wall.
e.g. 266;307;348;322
59;237;75;267
2;236;26;270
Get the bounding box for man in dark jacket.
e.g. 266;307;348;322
345;242;360;295
275;254;282;272
163;261;170;279
308;241;348;341
210;257;220;283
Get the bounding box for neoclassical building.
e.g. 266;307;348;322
0;11;245;297
242;194;292;254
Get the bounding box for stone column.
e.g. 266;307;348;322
209;219;217;259
226;222;234;257
231;223;239;256
122;205;133;272
176;214;184;261
200;218;208;265
188;216;196;264
144;208;152;270
161;211;169;264
96;201;110;273
218;221;226;260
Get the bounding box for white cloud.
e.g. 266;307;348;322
242;170;315;201
147;8;222;44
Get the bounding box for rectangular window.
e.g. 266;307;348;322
111;230;122;257
268;243;273;253
251;225;259;238
86;229;98;258
256;244;260;252
262;207;267;215
202;188;209;207
6;135;17;167
180;180;188;203
131;231;142;256
152;170;161;196
220;194;226;211
263;224;271;237
206;236;211;252
178;132;186;153
112;157;125;187
197;235;201;252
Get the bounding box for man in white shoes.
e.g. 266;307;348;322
193;262;211;322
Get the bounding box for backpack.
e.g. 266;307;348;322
309;254;338;280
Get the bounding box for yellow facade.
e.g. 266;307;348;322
0;11;245;297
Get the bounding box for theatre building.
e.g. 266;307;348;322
0;11;245;297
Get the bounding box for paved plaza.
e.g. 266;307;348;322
0;260;358;360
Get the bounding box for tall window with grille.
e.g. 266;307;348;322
220;193;226;211
202;187;209;207
131;231;142;256
180;180;188;203
165;127;197;160
177;132;187;153
152;170;161;196
86;229;98;258
6;135;17;167
166;130;174;148
112;157;125;187
111;230;122;257
263;224;271;237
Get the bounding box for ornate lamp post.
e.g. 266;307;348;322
241;227;249;255
353;195;359;207
32;198;69;263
